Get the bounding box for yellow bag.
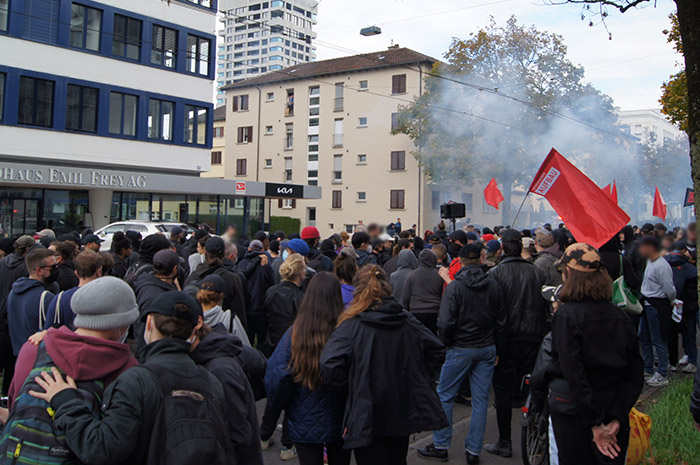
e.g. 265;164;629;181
626;408;651;465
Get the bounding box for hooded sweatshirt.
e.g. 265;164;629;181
8;326;138;409
401;249;444;314
389;249;418;300
132;272;177;352
0;253;29;317
7;278;54;355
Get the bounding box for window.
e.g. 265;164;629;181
236;159;247;175
392;74;407;94
265;125;273;134
211;151;222;164
232;94;249;111
391;112;399;131
358;116;368;127
334;83;343;111
213;126;224;138
237;126;253;143
390;151;405;171
309;118;319;127
462;193;473;213
357;154;367;164
151;25;177;68
0;0;8;32
309;96;320;106
285;89;294;116
109;92;137;136
278;198;295;209
266;92;274;101
0;73;5;122
187;34;211;75
264;159;272;168
332;190;342;209
309;86;320;96
357;192;367;201
285;123;293;149
113;14;141;60
70;4;101;51
184;105;207;145
18;77;55;128
390;190;405;209
333;119;343;147
483;198;498;213
431;190;441;210
23;0;60;43
333;154;342;182
284;157;292;182
66;84;98;133
148;99;174;141
359;80;368;90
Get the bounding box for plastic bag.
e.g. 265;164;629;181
626;408;651;465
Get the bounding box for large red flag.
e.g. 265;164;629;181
529;149;630;248
611;181;618;205
484;178;505;210
653;186;667;221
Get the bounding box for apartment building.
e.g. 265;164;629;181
215;0;317;105
618;109;684;146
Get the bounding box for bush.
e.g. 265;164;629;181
269;216;301;236
647;377;698;465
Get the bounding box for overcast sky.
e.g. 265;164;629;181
313;0;679;111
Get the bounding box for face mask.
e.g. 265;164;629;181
282;250;290;261
45;267;59;285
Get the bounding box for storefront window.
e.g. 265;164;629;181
218;196;245;234
247;197;264;238
120;192;151;221
196;195;219;230
152;194;187;222
42;190;88;235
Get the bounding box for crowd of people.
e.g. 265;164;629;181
0;218;698;465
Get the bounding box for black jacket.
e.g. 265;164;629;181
186;261;247;327
665;252;699;316
355;249;377;267
550;300;644;427
600;249;641;292
133;272;177;352
533;246;563;287
320;297;448;449
237;251;275;315
488;256;548;343
306;247;334;273
262;281;304;356
110;254;128;280
0;253;28;321
50;339;231;465
190;326;263;465
438;265;507;351
56;261;79;291
401;250;443;314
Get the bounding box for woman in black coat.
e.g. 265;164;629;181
320;265;448;465
548;243;644;465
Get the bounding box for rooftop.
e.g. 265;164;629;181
213;105;226;122
221;47;437;91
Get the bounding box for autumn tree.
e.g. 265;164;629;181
660;13;688;132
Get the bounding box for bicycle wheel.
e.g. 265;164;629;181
521;396;549;465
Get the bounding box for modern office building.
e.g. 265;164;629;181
0;0;318;239
618;108;684;146
215;0;317;105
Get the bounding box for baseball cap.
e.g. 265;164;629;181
459;243;483;260
254;231;268;241
641;223;654;234
36;229;55;238
199;274;225;293
481;233;495;242
449;230;468;244
141;290;202;326
287;238;310;255
301;226;320;240
205;236;225;255
153;249;179;272
171;226;184;235
522;237;536;249
486;239;502;254
500;229;522;244
83;234;104;244
466;232;478;242
428;234;442;243
557;243;602;272
249;240;264;251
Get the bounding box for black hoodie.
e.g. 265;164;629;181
438;265;507;351
320;297;448;449
401;249;444;314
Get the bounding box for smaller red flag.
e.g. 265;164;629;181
602;184;611;196
611;181;618;205
653;186;667;221
484;178;505;210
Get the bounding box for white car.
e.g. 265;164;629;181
93;221;194;250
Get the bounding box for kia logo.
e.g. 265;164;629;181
277;187;293;194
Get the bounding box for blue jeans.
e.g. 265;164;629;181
433;345;497;455
639;304;669;377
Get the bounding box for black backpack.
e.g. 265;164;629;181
124;263;152;288
139;363;235;465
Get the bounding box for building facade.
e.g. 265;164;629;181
618;108;684;146
215;0;317;106
0;0;318;239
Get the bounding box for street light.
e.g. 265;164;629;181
360;25;382;36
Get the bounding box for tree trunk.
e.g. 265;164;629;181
674;0;700;300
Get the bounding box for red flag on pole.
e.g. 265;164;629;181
611;181;618;205
653;186;667;221
528;149;630;248
484;178;505;210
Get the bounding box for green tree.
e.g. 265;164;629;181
660;13;688;132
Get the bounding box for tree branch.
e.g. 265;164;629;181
546;0;651;13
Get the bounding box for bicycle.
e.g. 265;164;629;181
520;375;550;465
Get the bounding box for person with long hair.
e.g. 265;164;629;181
265;272;350;465
334;251;358;308
548;243;644;465
320;265;447;465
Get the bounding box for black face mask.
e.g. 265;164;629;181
44;267;60;285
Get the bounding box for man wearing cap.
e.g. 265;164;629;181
301;226;333;272
31;291;235;464
82;234;104;252
169;226;185;256
419;244;506;464
534;229;563;286
485;229;547;458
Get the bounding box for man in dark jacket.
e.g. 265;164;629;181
401;249;443;334
533;229;563;286
124;234;172;287
352;231;377;267
52;240;80;291
485;229;547;458
7;248;59;356
237;240;274;346
383;239;413;277
0;235;35;394
419;244;506;464
301;227;333;272
665;247;697;372
30;291;236;465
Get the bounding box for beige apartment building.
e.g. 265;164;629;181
210;47;549;236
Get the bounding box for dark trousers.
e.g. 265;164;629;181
551;412;629;465
0;327;15;395
414;312;438;335
493;340;540;442
354;436;409;465
260;408;292;449
296;441;351;465
246;312;267;348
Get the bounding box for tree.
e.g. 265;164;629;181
660;13;688;132
394;16;628;224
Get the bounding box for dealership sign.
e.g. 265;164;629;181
0;166;147;189
265;182;304;198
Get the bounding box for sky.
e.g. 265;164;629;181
313;0;680;111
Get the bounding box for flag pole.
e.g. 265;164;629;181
511;193;530;229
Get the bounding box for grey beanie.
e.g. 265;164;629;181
72;277;139;330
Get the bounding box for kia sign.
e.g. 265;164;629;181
265;183;304;198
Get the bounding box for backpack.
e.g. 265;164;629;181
0;343;104;464
124;262;152;288
39;291;64;330
139;363;234;465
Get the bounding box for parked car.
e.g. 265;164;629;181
93;221;194;250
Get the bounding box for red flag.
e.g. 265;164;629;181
484;178;505;210
611;181;618;205
529;149;630;248
653;186;667;221
602;184;611;196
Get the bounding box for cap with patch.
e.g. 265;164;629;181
459;243;483;260
83;234;104;244
141;290;202;326
199;274;225;293
558;243;602;272
205;236;225;255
